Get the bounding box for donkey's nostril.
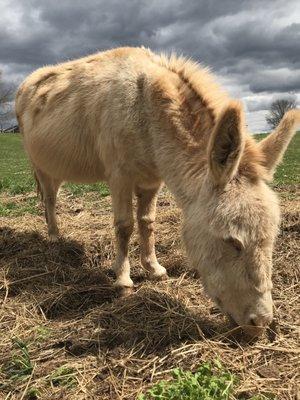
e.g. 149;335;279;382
249;318;256;326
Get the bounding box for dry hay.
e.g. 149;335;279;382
0;187;299;399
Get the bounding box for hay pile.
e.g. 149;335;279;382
0;187;299;399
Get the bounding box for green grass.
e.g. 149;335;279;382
34;325;52;342
139;362;274;400
0;133;35;194
0;197;38;217
3;338;34;382
26;387;40;399
139;362;234;400
1;337;77;397
50;366;77;388
65;181;109;196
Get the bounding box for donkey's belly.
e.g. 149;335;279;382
26;134;106;184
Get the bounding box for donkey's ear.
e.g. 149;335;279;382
258;109;300;176
208;101;245;186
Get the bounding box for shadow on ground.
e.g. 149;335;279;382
0;226;235;357
0;226;116;311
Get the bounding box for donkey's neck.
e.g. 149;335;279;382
151;88;217;208
150;115;211;209
157;140;208;208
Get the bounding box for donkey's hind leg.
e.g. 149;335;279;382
35;169;61;242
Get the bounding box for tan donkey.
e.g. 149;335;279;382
15;47;299;334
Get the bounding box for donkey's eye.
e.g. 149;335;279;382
224;237;243;252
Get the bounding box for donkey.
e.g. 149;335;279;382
15;47;299;334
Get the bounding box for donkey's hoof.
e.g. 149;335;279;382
147;263;168;281
116;286;134;297
113;276;134;297
151;272;169;281
49;234;59;243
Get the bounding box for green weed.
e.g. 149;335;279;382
139;362;276;400
35;325;52;341
50;365;77;388
4;338;34;381
26;386;40;399
138;361;235;400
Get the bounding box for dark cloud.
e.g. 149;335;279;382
0;0;299;131
249;71;300;93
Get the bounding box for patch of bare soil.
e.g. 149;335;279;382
0;188;299;399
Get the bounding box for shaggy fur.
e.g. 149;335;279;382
15;47;300;333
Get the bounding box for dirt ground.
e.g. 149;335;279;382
0;187;299;399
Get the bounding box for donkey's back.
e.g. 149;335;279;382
15;47;160;185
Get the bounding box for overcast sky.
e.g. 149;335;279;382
1;0;299;131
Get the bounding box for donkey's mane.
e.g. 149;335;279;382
145;48;229;117
144;48;268;181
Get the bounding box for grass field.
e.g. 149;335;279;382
0;132;299;399
0;132;299;217
1;133;300;188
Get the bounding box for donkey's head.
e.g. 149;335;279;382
183;103;299;335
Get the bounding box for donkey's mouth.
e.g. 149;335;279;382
226;314;263;336
224;314;263;342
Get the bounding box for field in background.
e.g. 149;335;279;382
1;132;300;192
0;132;299;217
0;132;299;399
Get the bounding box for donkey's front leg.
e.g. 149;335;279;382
136;186;168;280
110;180;134;296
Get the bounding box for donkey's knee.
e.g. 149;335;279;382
114;221;134;247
